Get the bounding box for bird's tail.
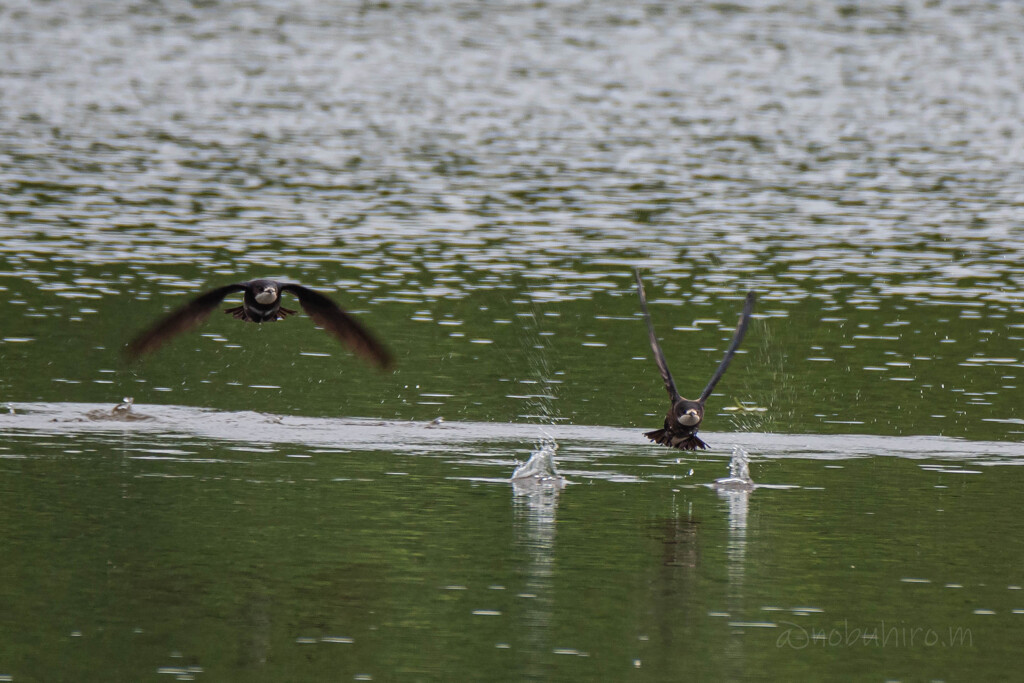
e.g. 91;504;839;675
644;429;709;451
224;305;248;321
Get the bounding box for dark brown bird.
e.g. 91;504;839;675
126;278;393;369
636;270;755;450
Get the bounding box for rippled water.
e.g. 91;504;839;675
2;0;1023;440
2;0;1023;680
3;402;1024;680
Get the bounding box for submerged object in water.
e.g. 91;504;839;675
85;397;152;422
635;270;755;451
125;278;393;368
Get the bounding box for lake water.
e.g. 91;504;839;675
1;0;1023;680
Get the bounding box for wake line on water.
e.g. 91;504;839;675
3;402;1024;464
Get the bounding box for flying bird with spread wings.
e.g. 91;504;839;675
636;270;755;450
125;278;393;369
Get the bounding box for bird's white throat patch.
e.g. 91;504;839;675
254;290;277;304
679;411;700;426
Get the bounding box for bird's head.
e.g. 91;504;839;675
675;400;704;428
254;283;279;305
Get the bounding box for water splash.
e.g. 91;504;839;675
511;437;564;483
712;445;755;490
727;317;790;435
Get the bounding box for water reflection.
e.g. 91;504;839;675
717;486;750;600
647;496;700;671
713;487;755;683
658;500;699;571
238;591;272;670
712;446;754;604
714;448;755;680
511;445;564;680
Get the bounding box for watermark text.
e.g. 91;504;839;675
776;620;973;649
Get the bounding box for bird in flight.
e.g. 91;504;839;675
126;278;393;369
635;270;755;450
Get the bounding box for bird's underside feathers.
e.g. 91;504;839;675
643;428;709;451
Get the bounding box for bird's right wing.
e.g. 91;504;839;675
125;283;247;358
635;270;682;403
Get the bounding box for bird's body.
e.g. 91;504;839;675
126;279;392;369
645;398;708;451
222;279;298;323
636;271;755;451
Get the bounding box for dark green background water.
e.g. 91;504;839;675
2;0;1023;680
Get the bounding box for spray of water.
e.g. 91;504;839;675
507;274;565;481
511;435;563;482
725;314;791;434
712;445;755;490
